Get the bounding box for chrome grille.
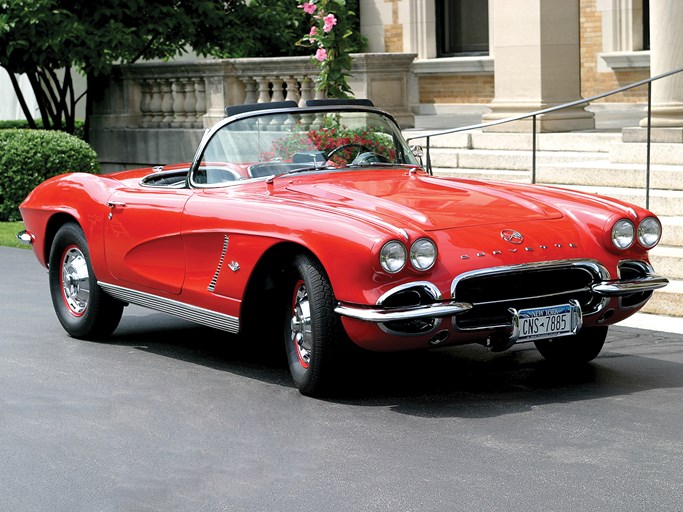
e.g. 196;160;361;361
451;261;608;331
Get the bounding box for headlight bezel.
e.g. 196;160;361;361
379;240;407;274
637;216;662;249
611;218;636;250
409;238;437;271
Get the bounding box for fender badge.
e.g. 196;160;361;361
501;229;524;245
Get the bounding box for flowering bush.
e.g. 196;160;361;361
269;119;397;166
297;0;358;98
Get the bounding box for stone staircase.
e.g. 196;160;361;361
405;129;683;318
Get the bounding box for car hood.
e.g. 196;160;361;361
283;172;565;231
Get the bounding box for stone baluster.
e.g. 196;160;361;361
171;79;187;128
243;78;258;104
160;79;174;127
256;77;271;103
194;78;206;128
139;79;153;128
270;77;285;102
183;78;197;128
299;76;315;128
149;80;164;127
284;77;302;128
299;76;314;107
285;77;301;104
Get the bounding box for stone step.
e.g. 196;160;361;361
610;141;683;165
649;246;683;280
431;167;529;182
660;217;683;247
405;130;621;152
406;131;470;149
641;279;683;317
560;185;683;217
429;148;605;171
472;131;620;153
537;161;683;190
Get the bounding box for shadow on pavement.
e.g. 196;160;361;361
107;310;683;419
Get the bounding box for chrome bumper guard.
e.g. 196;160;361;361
592;274;669;296
335;301;472;323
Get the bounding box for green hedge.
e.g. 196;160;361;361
0;129;99;221
0;119;86;140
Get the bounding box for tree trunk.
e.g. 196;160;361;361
7;72;38;129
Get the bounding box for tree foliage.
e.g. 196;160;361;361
0;0;242;134
220;0;365;59
0;0;365;134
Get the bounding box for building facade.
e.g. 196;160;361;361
361;0;682;132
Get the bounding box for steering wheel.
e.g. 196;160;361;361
326;143;372;161
351;151;391;165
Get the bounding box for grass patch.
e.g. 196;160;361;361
0;221;30;249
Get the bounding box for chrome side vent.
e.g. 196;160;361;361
208;235;229;292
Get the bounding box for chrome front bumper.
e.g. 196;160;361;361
334;273;668;324
592;275;669;295
334;301;472;322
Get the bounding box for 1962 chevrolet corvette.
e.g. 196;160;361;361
19;99;668;396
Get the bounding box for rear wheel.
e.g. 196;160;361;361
49;223;124;339
534;326;608;364
284;254;344;396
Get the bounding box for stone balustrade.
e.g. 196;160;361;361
90;53;416;171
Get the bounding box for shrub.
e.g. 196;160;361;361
0;129;99;221
0;119;86;140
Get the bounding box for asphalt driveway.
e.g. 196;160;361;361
1;246;682;511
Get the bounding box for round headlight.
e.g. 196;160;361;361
410;238;437;271
379;240;407;273
638;217;662;248
612;219;635;250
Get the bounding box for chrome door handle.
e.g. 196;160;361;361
107;201;126;208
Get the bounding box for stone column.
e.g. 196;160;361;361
482;0;594;132
638;0;683;132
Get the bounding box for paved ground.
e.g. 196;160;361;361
1;246;682;512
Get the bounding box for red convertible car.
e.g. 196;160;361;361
19;99;668;396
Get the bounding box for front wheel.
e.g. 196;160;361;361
49;223;124;339
534;326;608;364
284;254;344;396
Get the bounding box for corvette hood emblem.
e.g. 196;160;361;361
501;229;524;244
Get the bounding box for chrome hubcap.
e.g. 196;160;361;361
61;246;90;316
290;281;312;368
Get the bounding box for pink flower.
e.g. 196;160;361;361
306;25;317;42
315;48;328;62
323;13;337;33
298;2;317;15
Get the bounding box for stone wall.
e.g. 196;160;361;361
579;0;649;103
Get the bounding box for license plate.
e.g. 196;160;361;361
517;303;578;342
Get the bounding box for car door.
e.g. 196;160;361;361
104;187;192;295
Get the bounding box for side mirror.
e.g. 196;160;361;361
410;145;424;167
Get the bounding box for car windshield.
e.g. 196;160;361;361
192;109;419;185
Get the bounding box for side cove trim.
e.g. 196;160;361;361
99;281;240;333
